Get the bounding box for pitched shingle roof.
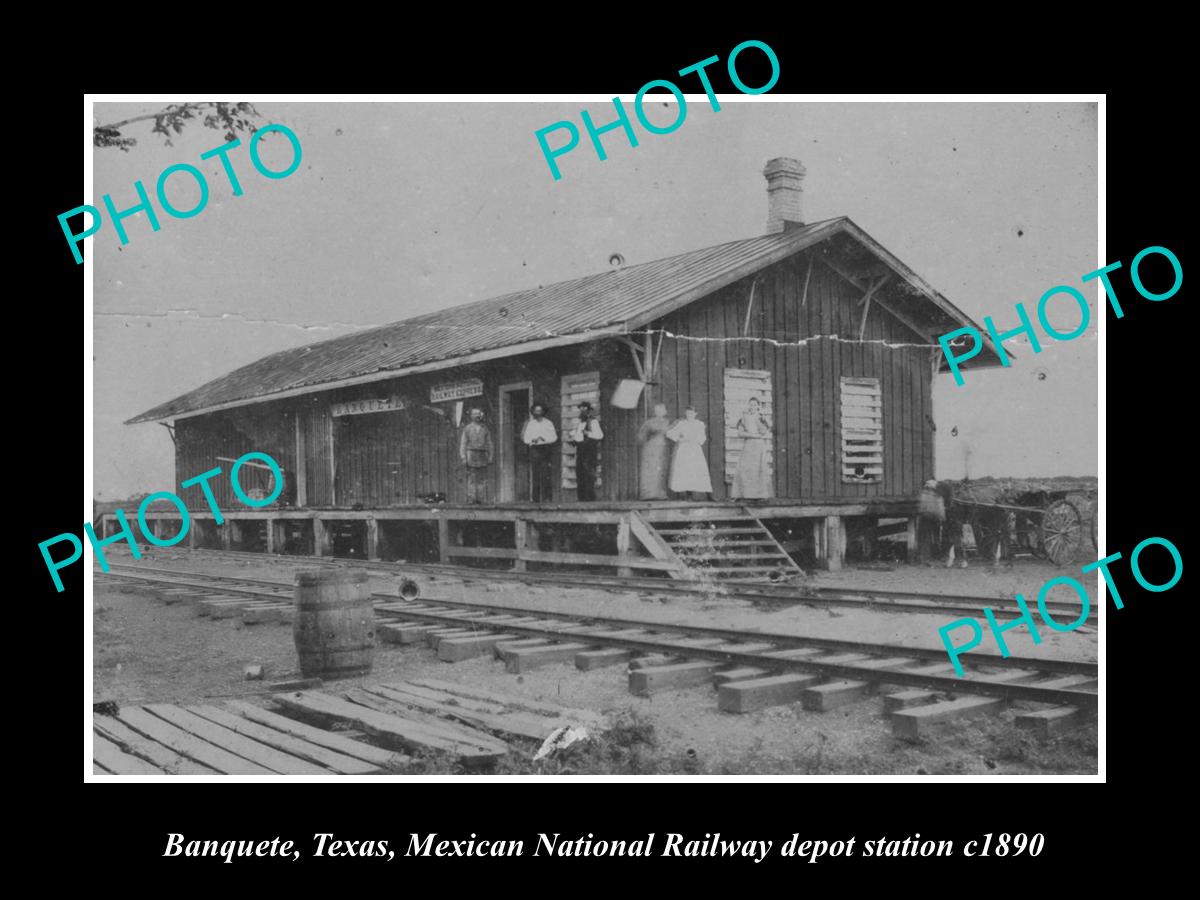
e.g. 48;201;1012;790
128;217;996;424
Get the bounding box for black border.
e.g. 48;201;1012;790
36;61;1182;875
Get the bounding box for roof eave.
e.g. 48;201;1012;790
124;322;630;425
836;218;1004;368
125;215;1003;423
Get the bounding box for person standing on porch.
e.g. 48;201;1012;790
568;400;603;501
459;407;494;504
522;402;558;503
730;396;771;500
666;407;714;501
636;403;672;500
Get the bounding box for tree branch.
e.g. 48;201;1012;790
94;102;261;151
95;104;207;132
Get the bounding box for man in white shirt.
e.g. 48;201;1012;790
521;402;558;502
567;401;604;501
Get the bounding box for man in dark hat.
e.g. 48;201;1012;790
567;400;604;501
522;402;558;503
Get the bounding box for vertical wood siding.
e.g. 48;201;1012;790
169;251;934;508
655;251;934;500
174;406;297;510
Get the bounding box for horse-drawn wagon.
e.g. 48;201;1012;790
948;476;1097;566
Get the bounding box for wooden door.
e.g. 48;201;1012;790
498;382;532;502
723;369;775;498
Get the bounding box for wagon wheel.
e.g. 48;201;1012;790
1040;500;1083;565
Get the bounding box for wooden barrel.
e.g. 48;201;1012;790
293;569;375;677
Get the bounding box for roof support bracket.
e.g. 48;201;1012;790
617;335;648;381
821;256;931;342
857;273;892;339
800;255;814;307
741;276;760;336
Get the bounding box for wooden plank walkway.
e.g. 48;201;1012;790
271;690;509;764
93;680;607;775
92;701;410;775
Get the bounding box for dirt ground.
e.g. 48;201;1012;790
92;549;1099;775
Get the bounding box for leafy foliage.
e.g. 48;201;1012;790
93;102;261;151
672;522;735;599
93;127;137;151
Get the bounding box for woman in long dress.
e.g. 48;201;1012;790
731;396;771;500
636;403;672;500
666;407;714;500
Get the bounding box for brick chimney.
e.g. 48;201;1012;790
763;157;806;233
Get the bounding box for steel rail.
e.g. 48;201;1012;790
123;548;1095;623
98;565;1097;707
368;597;1097;678
380;607;1098;708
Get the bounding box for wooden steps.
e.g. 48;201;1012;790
654;528;772;536
632;507;806;583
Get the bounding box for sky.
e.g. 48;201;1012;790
91;100;1098;501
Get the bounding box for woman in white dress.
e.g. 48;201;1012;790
666;407;714;500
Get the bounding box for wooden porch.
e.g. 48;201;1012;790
101;497;923;575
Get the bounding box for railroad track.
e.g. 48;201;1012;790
113;546;1097;624
97;559;1097;740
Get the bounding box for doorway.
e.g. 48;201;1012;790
498;382;532;502
724;368;775;500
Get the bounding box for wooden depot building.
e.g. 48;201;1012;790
118;158;1001;577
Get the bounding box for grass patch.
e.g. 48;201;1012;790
379;711;699;775
988;718;1098;772
375;706;1097;776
